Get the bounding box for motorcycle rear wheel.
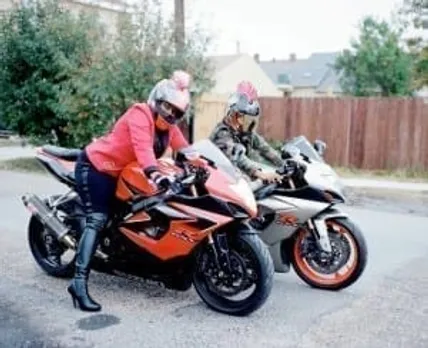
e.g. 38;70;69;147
193;233;274;316
291;217;367;291
27;196;76;278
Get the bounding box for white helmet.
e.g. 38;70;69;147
147;70;191;124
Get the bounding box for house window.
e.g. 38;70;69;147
277;73;290;84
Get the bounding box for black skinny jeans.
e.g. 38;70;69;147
74;151;116;272
75;150;116;217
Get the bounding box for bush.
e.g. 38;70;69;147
0;0;105;145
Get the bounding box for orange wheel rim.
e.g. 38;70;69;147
293;221;358;286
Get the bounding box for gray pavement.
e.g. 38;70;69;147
1;170;428;347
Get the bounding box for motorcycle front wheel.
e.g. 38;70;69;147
193;233;274;316
291;217;368;291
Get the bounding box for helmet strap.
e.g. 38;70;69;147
226;112;244;132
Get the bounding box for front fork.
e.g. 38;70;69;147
207;232;232;272
307;210;348;253
308;219;332;253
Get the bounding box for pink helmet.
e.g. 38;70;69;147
237;81;259;101
226;80;260;117
226;81;261;132
148;70;191;124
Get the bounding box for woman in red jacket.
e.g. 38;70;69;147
67;71;195;312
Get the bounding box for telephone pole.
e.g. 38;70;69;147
174;0;185;55
174;0;193;142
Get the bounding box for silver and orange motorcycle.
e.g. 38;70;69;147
235;135;368;291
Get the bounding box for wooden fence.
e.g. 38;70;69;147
192;96;428;171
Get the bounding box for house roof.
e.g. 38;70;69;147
259;52;342;91
208;54;242;72
317;66;343;93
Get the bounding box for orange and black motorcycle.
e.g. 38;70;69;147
22;139;274;316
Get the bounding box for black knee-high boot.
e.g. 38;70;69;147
67;213;106;312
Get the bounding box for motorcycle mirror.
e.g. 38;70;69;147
231;143;246;162
313;139;327;156
281;144;300;160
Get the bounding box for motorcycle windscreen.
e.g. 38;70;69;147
287;135;325;163
177;139;242;183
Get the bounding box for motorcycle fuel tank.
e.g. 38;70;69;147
115;159;182;202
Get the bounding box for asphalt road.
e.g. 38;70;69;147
1;170;428;348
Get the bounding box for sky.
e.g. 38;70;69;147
158;0;405;60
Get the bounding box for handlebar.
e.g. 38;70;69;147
277;158;307;177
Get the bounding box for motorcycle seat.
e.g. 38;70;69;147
42;145;82;161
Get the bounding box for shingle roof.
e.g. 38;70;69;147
208;55;242;72
259;52;342;90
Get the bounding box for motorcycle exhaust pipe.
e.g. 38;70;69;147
22;193;76;250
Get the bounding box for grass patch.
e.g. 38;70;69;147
0;157;46;174
0;138;24;147
334;166;428;182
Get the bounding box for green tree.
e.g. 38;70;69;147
334;16;414;96
0;0;104;144
399;0;427;89
58;0;214;146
